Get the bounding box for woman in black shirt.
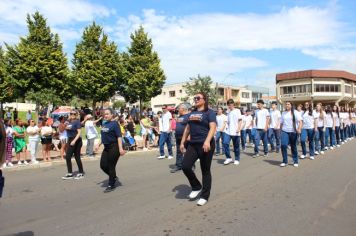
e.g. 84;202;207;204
180;92;217;206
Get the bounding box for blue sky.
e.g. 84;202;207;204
1;0;356;94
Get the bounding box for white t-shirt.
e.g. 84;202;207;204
85;120;98;139
281;110;302;132
325;113;334;128
242;115;253;130
269;109;281;129
26;126;40;141
302;111;318;129
6;126;13;138
255;109;270;129
161;112;172;132
41;126;53;136
225;109;242;136
316;111;326;127
216;114;227;132
334;112;340;127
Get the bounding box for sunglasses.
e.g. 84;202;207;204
193;96;202;101
162;107;167;109
70;113;77;115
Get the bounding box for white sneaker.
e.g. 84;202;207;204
17;161;22;165
315;151;319;155
32;160;40;164
197;198;208;206
2;163;7;168
168;156;174;160
223;159;232;165
143;148;148;151
252;153;260;158
293;163;299;167
330;146;334;150
310;156;315;160
300;155;305;159
280;163;287;167
157;156;166;159
8;162;14;167
188;189;201;199
320;151;325;155
233;160;240;165
74;173;84;180
336;144;340;148
324;147;329;150
23;160;29;165
341;141;345;144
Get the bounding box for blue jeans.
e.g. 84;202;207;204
281;131;298;164
159;132;173;156
301;129;315;156
325;127;335;148
335;126;340;145
315;127;325;152
268;128;281;152
241;130;246;150
254;129;268;155
215;131;225;154
223;135;240;161
175;138;183;169
246;129;253;143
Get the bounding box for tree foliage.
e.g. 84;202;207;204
121;26;166;109
5;12;70;104
72;22;123;110
0;46;15;104
183;74;218;105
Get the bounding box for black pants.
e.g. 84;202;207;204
182;140;215;200
65;137;84;174
100;143;120;185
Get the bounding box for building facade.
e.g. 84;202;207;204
150;82;270;113
276;70;356;108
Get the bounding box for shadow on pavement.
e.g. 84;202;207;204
97;179;123;188
263;160;281;166
168;164;176;169
172;184;190;199
5;231;34;236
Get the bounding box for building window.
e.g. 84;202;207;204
242;92;250;98
345;85;351;94
217;88;224;96
314;84;341;93
232;90;239;97
163;92;166;95
169;91;176;97
179;90;182;93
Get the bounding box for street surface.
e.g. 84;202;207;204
1;140;356;236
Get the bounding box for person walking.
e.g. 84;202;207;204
268;101;281;153
300;102;318;160
223;99;243;166
82;114;101;158
324;105;336;150
157;105;174;160
315;103;326;155
171;104;190;173
180;92;216;206
26;119;40;164
253;100;270;157
333;105;341;147
62;110;84;180
215;107;227;156
280;102;302;167
241;110;253;149
95;108;125;192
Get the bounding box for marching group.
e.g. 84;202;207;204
1;96;356;205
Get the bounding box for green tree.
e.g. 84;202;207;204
122;26;166;114
0;46;15;118
5;12;70;114
183;74;219;105
72;22;123;113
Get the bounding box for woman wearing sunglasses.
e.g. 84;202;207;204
180;92;217;206
62;110;84;180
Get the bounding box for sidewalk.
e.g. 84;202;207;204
2;141;165;172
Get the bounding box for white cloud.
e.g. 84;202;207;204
113;6;343;83
0;0;113;26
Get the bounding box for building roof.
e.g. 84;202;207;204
276;70;356;83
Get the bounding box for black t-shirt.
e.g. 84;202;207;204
188;109;217;143
101;121;122;145
67;120;81;138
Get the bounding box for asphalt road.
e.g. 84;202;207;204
1;140;356;236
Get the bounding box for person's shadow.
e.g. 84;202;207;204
172;184;191;199
263;160;281;166
6;231;34;236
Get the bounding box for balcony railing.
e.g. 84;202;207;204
281;92;312;98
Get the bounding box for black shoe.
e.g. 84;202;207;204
170;167;182;173
104;185;116;193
